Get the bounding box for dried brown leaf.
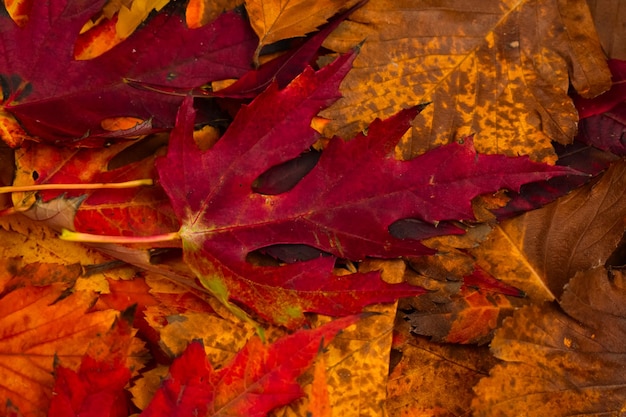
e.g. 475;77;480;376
321;0;611;162
471;159;626;300
472;267;626;416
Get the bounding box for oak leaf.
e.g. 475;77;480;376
319;0;611;163
140;315;359;416
472;267;626;416
471;159;626;300
0;0;257;145
157;50;579;327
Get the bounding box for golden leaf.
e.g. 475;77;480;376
245;0;362;62
320;0;611;163
115;0;170;39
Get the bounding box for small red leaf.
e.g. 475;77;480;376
141;315;359;416
48;358;132;417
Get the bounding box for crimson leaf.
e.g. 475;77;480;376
0;0;256;145
156;52;579;327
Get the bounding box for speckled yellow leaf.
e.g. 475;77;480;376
272;307;395;417
245;0;361;61
154;310;256;365
0;213;120;292
320;0;611;163
473;267;626;416
129;364;169;411
470;160;626;300
386;326;497;417
273;260;403;416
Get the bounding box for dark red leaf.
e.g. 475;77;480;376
492;141;617;218
0;0;257;145
576;103;626;155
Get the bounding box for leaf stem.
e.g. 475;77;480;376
0;179;154;194
60;229;180;244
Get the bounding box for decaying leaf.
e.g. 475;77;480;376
274;305;398;417
386;323;497;417
0;212;133;295
401;266;525;345
473;267;626;416
471;159;626;300
320;0;611;163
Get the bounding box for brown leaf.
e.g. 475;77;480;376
320;0;611;162
588;0;626;59
472;267;626;416
386;323;497;416
471;159;626;300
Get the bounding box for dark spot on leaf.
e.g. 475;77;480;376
253;149;320;195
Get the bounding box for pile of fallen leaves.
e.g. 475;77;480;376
1;1;625;416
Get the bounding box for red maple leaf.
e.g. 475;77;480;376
155;52;579;327
47;316;139;417
140;315;359;417
0;0;257;145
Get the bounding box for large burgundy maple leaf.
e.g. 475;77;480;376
156;52;579;328
0;0;257;145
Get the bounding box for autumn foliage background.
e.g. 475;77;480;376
1;0;626;416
